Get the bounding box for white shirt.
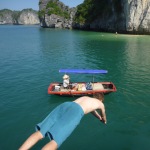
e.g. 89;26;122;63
63;79;69;88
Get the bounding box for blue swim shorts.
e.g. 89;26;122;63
35;102;84;147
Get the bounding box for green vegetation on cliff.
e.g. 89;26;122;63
38;10;46;18
0;9;13;17
39;1;69;19
74;0;122;24
12;11;21;21
47;1;69;18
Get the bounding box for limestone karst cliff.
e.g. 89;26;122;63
38;0;76;28
1;0;149;34
39;0;150;34
73;0;150;34
0;9;14;24
0;9;40;25
125;0;150;33
17;9;40;25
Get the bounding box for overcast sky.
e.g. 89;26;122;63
0;0;84;11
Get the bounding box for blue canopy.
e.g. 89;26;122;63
59;69;108;74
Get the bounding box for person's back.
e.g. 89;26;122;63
74;94;106;124
74;96;103;114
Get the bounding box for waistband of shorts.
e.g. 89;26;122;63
72;101;84;115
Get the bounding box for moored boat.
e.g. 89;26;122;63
48;81;116;96
48;69;117;96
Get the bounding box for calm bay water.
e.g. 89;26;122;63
0;25;150;150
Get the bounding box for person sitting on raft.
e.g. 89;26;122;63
63;74;70;89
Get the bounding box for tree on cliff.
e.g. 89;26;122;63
74;0;122;24
38;0;69;19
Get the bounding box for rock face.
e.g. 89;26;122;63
0;9;14;24
125;0;150;33
39;0;150;34
17;9;40;25
0;9;40;25
39;0;76;28
1;0;149;34
74;0;150;34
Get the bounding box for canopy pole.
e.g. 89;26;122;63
92;75;94;83
92;75;95;96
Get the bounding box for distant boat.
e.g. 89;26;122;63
48;69;117;96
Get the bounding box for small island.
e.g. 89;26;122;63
0;9;40;25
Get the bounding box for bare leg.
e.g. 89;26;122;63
42;140;58;150
19;131;43;150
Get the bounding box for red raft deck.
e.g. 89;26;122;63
48;82;117;96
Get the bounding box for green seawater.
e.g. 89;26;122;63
0;25;150;150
